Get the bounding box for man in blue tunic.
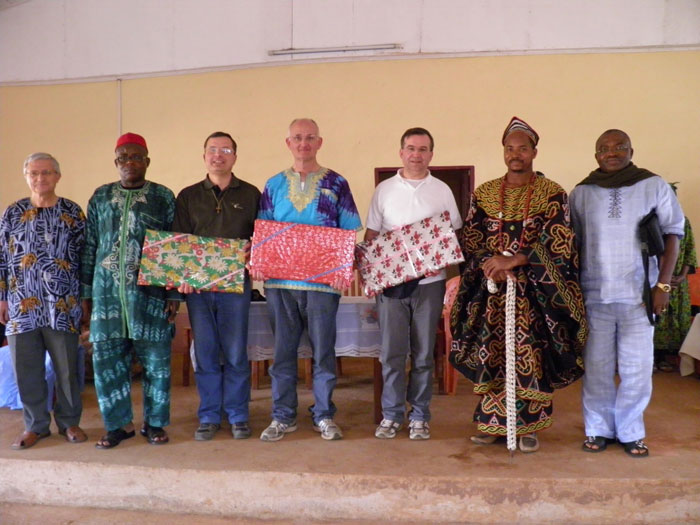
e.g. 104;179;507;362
252;118;362;441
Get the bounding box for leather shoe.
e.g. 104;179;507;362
11;430;51;450
59;426;88;443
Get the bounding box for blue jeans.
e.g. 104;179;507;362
265;288;340;424
187;278;251;424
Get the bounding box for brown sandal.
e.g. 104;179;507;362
519;433;540;453
11;430;51;450
470;434;499;445
59;426;88;443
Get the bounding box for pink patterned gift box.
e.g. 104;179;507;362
354;211;464;297
250;219;356;288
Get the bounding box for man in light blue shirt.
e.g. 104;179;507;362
570;129;684;458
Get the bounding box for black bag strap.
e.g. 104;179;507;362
641;245;655;325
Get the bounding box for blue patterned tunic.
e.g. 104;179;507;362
258;167;362;293
81;181;179;342
0;198;85;335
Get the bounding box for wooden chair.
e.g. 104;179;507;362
688;272;700;315
685;273;700;375
342;269;363;297
434;276;460;395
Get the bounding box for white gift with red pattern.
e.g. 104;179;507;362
355;210;464;297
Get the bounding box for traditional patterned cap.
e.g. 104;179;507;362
501;116;539;146
115;132;148;152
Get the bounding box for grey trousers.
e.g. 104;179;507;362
375;280;445;423
9;327;82;434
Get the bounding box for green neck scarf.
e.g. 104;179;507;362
577;163;658;189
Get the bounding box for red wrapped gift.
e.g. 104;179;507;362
354;210;464;297
250;219;356;287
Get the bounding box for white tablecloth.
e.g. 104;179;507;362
247;296;381;360
189;297;382;364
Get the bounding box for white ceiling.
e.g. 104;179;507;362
0;0;31;10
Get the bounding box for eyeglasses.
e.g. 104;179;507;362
115;154;148;164
289;134;319;143
596;145;630;155
26;170;56;178
206;147;234;155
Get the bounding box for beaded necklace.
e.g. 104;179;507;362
497;173;535;255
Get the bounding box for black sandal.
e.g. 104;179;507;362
621;439;649;458
95;428;136;449
145;424;169;445
582;436;616;453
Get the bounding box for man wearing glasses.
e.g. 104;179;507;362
251;118;361;442
81;133;180;449
570;129;684;458
1;153;86;449
173;131;260;441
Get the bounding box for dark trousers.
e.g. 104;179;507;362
9;327;82;434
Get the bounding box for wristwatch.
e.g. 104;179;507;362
655;282;672;293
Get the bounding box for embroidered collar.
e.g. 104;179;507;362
284;167;328;212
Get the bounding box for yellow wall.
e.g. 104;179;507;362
2;51;699;228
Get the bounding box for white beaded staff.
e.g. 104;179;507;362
487;251;518;455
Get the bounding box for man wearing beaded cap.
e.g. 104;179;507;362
251;118;362;442
570;129;683;458
450;117;587;453
81;132;181;449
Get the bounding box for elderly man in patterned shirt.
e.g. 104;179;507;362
0;152;87;450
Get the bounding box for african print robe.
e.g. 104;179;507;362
450;174;587;435
81;181;179;342
0;198;85;335
654;217;697;352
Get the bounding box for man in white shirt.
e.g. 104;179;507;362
364;127;462;440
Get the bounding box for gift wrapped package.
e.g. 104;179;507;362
137;230;248;293
355;210;464;297
250;219;356;287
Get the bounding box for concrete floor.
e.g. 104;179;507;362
1;357;699;524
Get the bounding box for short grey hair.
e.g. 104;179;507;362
23;152;61;175
288;118;319;135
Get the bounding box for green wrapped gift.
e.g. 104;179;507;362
137;229;248;293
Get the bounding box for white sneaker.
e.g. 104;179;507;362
260;419;297;442
375;419;402;439
313;418;343;440
408;420;430;440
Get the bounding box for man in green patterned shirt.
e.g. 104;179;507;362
81;133;181;449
